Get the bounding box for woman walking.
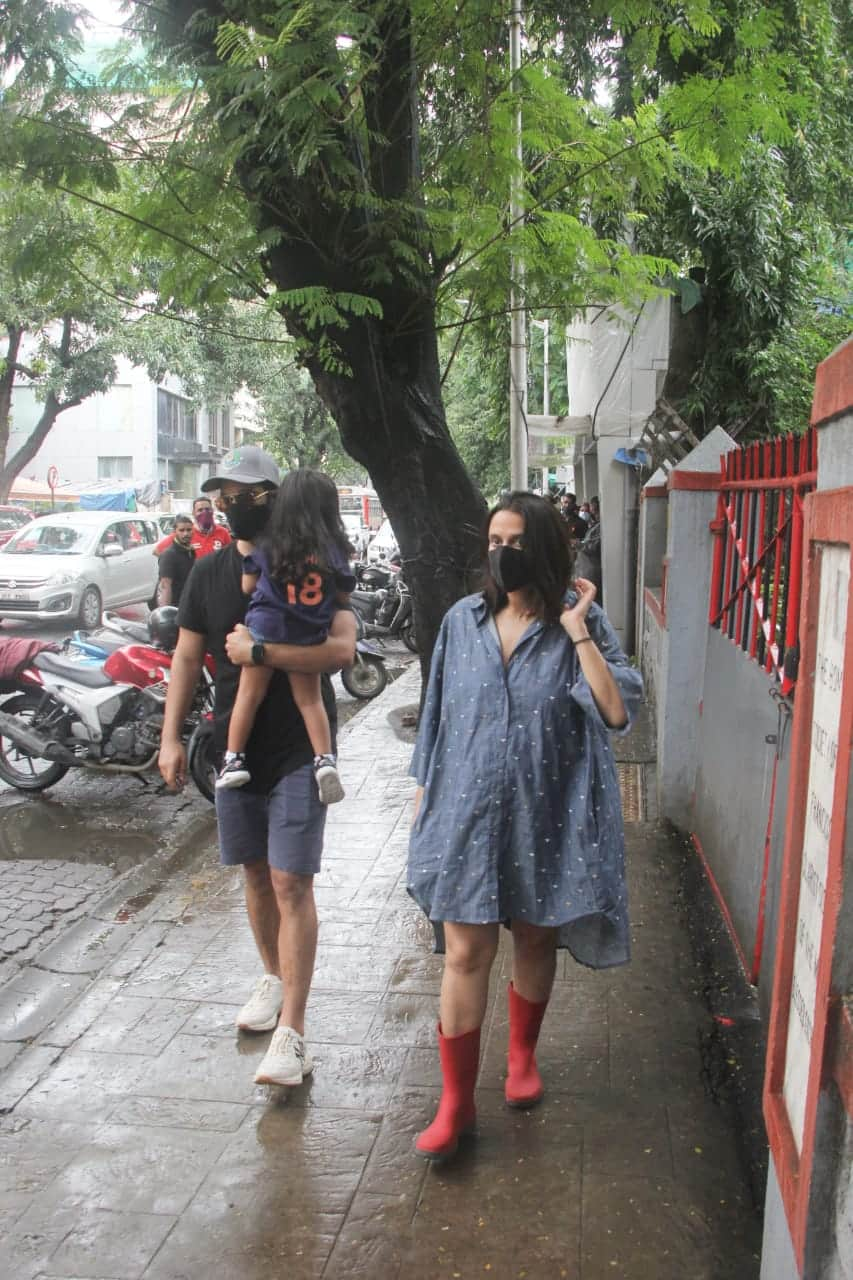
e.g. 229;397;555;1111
407;491;643;1161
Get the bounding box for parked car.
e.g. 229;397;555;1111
0;512;160;628
0;506;34;549
154;513;177;538
366;517;399;564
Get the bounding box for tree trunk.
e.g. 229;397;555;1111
0;392;71;502
163;0;489;665
308;322;487;663
0;325;23;486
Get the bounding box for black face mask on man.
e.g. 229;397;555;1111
227;494;272;541
488;545;535;593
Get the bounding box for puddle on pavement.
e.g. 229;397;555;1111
0;800;157;870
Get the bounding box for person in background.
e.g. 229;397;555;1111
575;497;602;601
407;491;642;1163
154;496;232;559
558;492;587;541
156;515;196;608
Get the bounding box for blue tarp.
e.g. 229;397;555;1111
79;489;137;511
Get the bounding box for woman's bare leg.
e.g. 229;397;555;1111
439;922;501;1035
226;664;274;755
510;920;558;1003
288;670;331;758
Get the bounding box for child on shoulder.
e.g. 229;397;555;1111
216;468;355;804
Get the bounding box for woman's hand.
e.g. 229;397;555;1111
561;577;596;643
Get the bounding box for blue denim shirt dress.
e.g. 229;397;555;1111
407;593;644;969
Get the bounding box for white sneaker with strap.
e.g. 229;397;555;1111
254;1025;314;1086
235;974;282;1032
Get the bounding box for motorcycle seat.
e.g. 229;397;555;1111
119;622;150;644
33;651;114;688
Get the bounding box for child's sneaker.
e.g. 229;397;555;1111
216;752;251;790
314;754;344;805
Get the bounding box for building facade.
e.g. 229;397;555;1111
9;358;261;502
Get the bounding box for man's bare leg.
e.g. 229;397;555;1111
243;860;281;976
270;869;317;1035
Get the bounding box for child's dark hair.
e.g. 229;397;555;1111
481;491;574;624
263;468;353;584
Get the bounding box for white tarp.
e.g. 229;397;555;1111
565;295;671;438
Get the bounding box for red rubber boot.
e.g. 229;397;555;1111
505;983;548;1108
415;1024;480;1161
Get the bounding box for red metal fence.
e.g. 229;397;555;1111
709;429;818;695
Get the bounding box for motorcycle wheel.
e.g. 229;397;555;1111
401;619;418;653
340;656;388;700
0;692;69;791
187;723;216;805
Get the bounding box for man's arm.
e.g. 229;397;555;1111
158;628;206;789
225;609;357;673
157;577;174;607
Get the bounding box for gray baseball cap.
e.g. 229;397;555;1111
202;445;280;492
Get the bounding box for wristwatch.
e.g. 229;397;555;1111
250;640;266;666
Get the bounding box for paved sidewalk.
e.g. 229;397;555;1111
0;669;761;1279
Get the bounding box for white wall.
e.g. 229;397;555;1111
8;357;157;488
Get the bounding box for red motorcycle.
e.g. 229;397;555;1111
0;608;215;800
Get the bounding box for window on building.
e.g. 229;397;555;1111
157;389;197;441
98;456;133;480
209;407;232;451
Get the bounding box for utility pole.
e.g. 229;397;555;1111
541;318;549;490
509;0;527;491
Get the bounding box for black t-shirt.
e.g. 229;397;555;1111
177;544;337;793
157;543;195;607
561;510;588;540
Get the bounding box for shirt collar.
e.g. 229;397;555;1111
467;593;490;625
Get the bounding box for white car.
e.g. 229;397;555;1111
366;517;399;564
0;511;160;628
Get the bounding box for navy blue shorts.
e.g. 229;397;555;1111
215;764;326;875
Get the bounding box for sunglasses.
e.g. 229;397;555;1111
218;488;271;509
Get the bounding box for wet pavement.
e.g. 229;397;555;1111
0;605;415;969
0;666;762;1279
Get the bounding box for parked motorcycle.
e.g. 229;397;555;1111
0;608;214;796
339;616;390;700
350;562;418;653
353;551;401;592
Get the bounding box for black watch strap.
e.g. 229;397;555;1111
250;641;265;666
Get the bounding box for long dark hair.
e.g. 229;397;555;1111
482;491;574;624
263;468;353;584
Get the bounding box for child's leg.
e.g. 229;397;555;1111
289;670;344;804
288;671;331;758
227;664;275;755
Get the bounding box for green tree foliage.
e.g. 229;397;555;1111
622;0;852;436
4;0;848;646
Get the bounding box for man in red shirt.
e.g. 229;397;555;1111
154;495;232;559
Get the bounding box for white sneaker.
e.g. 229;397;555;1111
254;1025;314;1086
235;974;282;1032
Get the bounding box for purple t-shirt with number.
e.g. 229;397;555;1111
243;544;355;645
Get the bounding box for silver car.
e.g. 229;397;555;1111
0;512;160;628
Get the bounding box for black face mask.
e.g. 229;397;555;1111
228;496;271;541
488;545;535;593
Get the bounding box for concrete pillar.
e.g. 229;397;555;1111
657;426;737;828
595;434;637;647
635;468;668;662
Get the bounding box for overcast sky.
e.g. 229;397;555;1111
82;0;129;35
